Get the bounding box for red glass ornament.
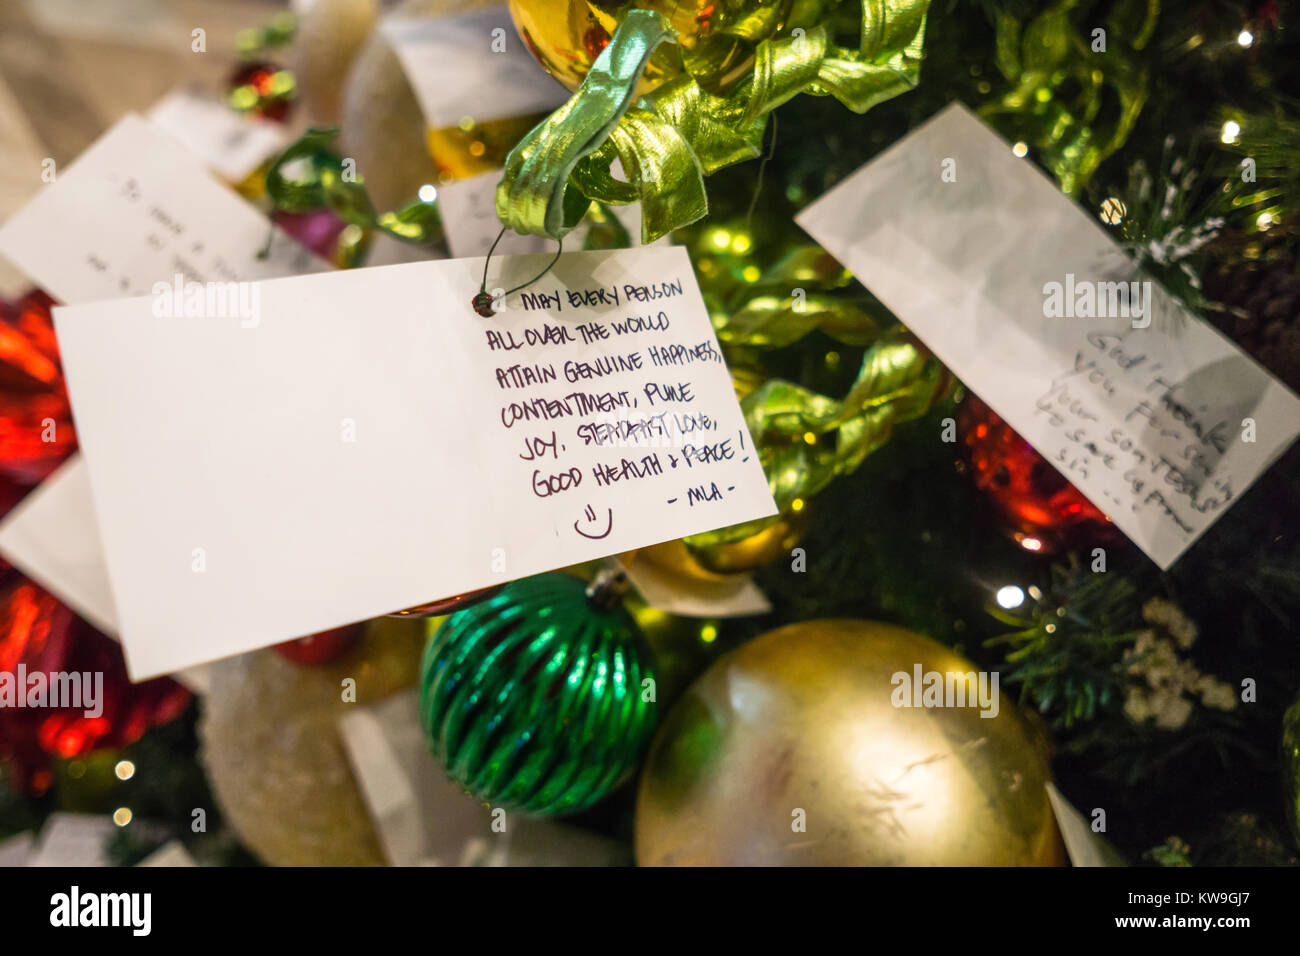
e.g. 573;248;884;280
227;61;294;123
0;290;77;486
0;578;192;794
958;393;1126;555
271;623;363;665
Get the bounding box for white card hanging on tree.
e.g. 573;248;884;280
0;112;327;692
145;87;289;185
339;690;630;866
797;103;1300;570
52;246;776;678
380;5;569;132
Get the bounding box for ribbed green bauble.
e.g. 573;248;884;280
420;572;657;816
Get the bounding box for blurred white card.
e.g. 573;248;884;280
0;833;34;868
1046;783;1126;867
29;814;115;867
382;6;568;130
0;113;324;303
0;113;325;686
616;555;770;617
146;88;288;184
137;840;198;867
53;246;775;678
0;459;117;635
438;170;657;258
798;103;1300;569
340;690;630;866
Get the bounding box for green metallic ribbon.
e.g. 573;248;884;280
696;238;882;348
263;127;443;247
235;11;297;59
980;0;1156;196
687;326;951;547
679;225;951;546
498;0;932;244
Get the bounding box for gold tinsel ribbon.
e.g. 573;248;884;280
498;1;932;244
263;127;443;248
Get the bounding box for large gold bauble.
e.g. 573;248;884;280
426;114;550;183
636;619;1065;866
198;617;424;866
507;0;792;95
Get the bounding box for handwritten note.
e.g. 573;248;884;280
0;113;325;302
146;88;289;184
381;6;569;130
797;103;1300;569
52;247;775;678
0;113;326;688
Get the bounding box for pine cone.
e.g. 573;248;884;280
1202;232;1300;394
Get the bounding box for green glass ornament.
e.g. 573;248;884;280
420;571;657;816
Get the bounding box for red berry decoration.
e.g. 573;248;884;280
271;624;363;665
226;60;295;123
958;392;1126;555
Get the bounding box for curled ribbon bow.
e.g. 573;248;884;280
498;0;932;244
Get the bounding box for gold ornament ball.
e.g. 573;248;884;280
199;617;425;866
636;619;1065;866
507;0;792;95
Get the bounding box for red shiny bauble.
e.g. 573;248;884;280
957;393;1126;555
227;60;295;123
0;289;77;486
0;579;192;795
271;624;363;665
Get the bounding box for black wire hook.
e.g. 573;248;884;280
472;227;564;316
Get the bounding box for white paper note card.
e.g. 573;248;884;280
438;170;657;259
0;459;118;636
146;88;289;185
29;814;115;867
0;112;328;672
53;246;776;678
340;691;630;866
797;103;1300;569
0;113;325;303
616;555;771;618
382;6;569;130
